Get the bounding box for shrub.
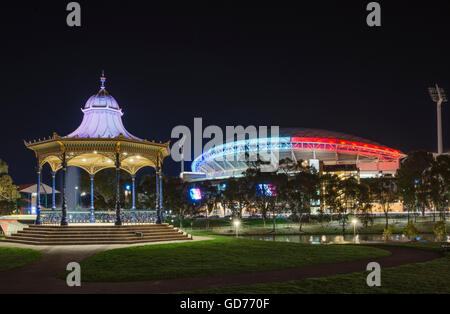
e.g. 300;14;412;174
403;221;418;239
383;225;394;240
433;220;447;241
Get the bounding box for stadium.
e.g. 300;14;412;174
187;128;406;181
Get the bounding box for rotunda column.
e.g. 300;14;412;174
155;156;161;224
35;165;42;225
61;153;68;226
159;167;164;223
90;174;95;223
51;171;56;210
115;152;122;226
131;174;136;210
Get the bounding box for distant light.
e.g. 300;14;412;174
125;184;131;191
414;179;419;184
351;219;358;224
130;159;134;162
233;220;240;227
75;186;79;190
81;192;86;196
189;188;202;200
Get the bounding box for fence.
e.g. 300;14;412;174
40;210;158;224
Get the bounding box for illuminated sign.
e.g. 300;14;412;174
189;188;202;200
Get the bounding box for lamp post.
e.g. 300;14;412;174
351;218;358;242
234;219;240;238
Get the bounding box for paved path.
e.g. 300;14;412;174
0;241;441;294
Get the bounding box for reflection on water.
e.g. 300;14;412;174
242;234;446;244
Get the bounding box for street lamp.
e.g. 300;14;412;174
233;219;240;238
428;84;447;155
351;218;358;242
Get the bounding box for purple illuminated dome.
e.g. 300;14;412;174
66;72;140;140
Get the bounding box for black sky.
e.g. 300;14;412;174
0;1;449;184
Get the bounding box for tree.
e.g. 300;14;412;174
423;155;450;221
396;151;434;221
222;177;252;218
199;181;224;230
79;169;132;210
355;180;373;228
163;178;203;230
283;160;320;232
365;176;397;229
321;174;342;225
337;176;361;233
243;166;280;229
0;158;20;215
138;173;157;209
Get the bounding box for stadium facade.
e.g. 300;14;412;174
185;128;406;182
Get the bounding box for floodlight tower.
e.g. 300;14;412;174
428;84;447;155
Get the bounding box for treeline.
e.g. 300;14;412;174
142;151;449;233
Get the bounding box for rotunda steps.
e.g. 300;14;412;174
2;223;192;245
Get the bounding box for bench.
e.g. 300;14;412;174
134;231;144;238
441;243;450;252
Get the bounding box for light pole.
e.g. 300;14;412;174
351;218;358;242
428;84;447;155
234;219;240;238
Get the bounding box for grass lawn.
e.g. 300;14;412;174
78;235;390;282
0;247;42;271
184;242;449;294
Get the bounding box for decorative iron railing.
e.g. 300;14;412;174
40;210;158;224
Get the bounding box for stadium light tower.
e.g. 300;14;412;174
428;84;447;155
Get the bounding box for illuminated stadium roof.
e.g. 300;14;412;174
280;128;383;146
191;128;405;179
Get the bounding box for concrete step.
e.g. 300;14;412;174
1;236;191;246
17;228;178;235
14;232;184;239
6;234;188;242
25;226;172;231
23;225;173;229
4;223;190;245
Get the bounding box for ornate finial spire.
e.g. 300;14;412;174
100;70;106;90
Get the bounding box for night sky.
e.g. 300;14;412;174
0;1;449;185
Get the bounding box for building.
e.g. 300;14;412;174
183;128;406;216
187;128;405;181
